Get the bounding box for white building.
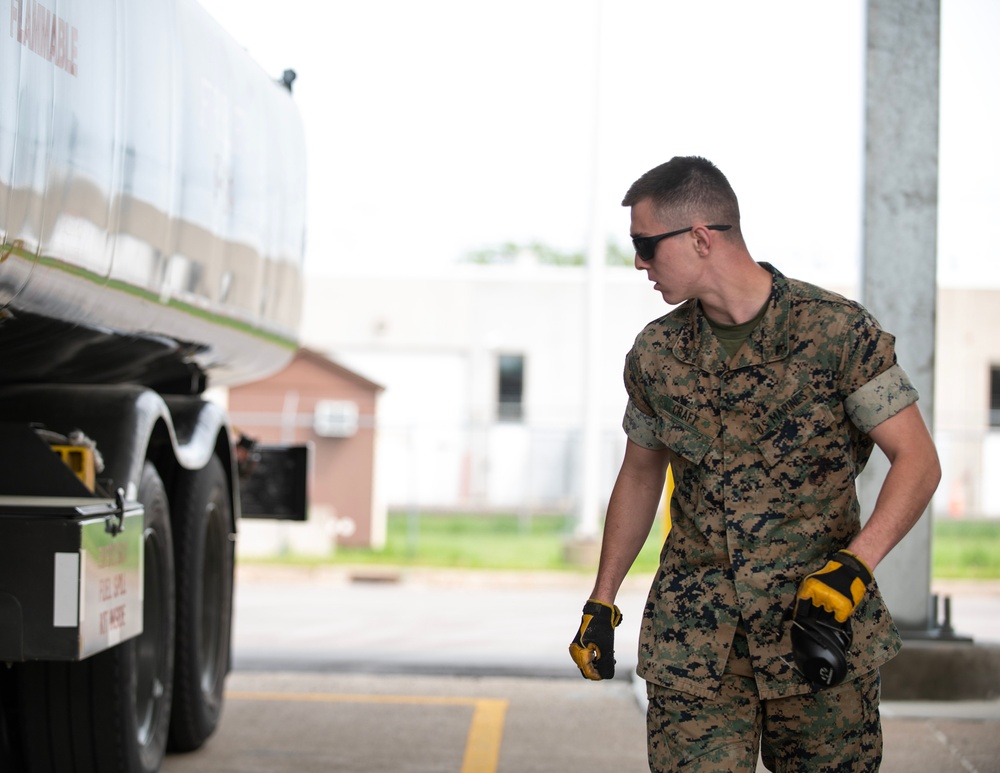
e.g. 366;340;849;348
300;261;1000;520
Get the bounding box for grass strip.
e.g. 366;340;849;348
246;513;1000;580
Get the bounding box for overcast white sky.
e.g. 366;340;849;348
198;0;999;289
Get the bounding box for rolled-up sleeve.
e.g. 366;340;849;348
622;347;665;449
623;399;666;450
844;363;919;433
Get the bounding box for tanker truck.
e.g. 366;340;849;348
1;0;307;770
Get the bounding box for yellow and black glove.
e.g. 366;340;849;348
795;549;873;624
569;599;622;680
791;550;873;688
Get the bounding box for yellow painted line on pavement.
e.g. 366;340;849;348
227;690;509;773
460;698;507;773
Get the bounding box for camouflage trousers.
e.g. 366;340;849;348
646;651;882;772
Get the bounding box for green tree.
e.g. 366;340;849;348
463;239;633;267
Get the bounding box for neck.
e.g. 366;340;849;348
698;259;772;326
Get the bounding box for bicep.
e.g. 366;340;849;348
615;440;670;500
867;403;935;464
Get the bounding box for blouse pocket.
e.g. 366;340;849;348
656;397;721;466
754;387;839;468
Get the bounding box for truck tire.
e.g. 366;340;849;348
167;455;234;752
16;461;176;773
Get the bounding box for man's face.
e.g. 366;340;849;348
629;199;701;305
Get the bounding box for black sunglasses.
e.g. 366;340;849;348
631;225;732;262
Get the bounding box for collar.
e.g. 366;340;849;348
673;263;790;374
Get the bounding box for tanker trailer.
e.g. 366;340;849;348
0;0;307;770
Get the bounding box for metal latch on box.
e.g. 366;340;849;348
105;488;127;536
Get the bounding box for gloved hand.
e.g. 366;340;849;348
791;550;873;688
569;599;622;680
794;549;873;624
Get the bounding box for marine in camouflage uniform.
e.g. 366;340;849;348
625;263;913;699
628;265;908;771
570;156;940;772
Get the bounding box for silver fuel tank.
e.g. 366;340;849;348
1;0;307;392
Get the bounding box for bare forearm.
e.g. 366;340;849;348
590;443;668;603
848;455;939;569
848;405;941;570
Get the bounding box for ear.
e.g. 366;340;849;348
690;225;714;257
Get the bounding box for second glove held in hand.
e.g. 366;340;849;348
791;549;874;689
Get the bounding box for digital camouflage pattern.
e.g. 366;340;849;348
623;264;917;700
646;668;882;771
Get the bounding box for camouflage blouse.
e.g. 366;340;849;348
623;264;917;699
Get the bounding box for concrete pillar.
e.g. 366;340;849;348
859;0;940;632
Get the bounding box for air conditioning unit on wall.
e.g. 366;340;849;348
313;400;359;438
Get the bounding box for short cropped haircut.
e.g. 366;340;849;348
621;156;741;229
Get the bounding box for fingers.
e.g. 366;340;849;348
569;642;603;680
798;578;855;623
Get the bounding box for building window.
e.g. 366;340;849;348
991;367;1000;428
498;354;524;422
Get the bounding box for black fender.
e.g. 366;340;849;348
0;384;238;529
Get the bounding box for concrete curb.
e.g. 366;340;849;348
881;641;1000;700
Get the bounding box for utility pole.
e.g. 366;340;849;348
573;0;606;552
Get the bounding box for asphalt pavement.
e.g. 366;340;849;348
162;564;1000;773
